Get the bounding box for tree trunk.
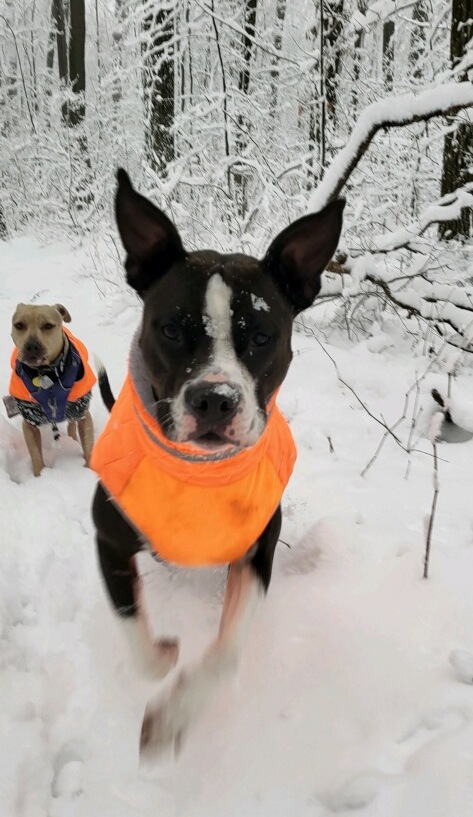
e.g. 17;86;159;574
51;0;92;205
68;0;86;127
269;0;287;120
234;0;257;218
112;0;126;105
2;0;18;131
382;19;395;92
142;7;175;177
325;0;344;127
308;0;343;184
51;0;68;122
238;0;257;98
0;204;8;240
439;0;473;240
46;16;55;73
410;1;428;81
352;1;367;113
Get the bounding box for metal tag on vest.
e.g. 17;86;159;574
38;375;54;389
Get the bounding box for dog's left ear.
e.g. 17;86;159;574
54;304;72;323
263;199;345;313
115;169;186;294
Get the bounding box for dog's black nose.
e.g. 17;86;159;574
24;338;43;357
185;383;240;426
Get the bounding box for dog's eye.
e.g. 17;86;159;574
161;324;181;341
252;331;270;347
14;321;26;331
43;323;55;331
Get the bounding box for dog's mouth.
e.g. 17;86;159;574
188;429;239;450
19;353;48;368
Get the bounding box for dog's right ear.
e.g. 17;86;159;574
115;169;186;294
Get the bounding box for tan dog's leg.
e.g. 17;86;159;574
77;410;94;465
23;421;44;477
67;421;78;441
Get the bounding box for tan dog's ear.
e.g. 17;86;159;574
54;304;72;323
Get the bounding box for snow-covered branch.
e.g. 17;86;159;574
308;83;473;211
369;184;473;252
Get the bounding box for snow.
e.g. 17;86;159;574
2;236;473;816
251;294;270;312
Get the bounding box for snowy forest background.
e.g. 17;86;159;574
1;0;472;358
2;3;473;814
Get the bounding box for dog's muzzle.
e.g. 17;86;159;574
184;381;242;440
21;337;46;367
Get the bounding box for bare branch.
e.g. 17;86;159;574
423;412;442;579
368;184;473;253
296;318;436;461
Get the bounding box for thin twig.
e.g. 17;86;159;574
423;434;440;579
297;318;436;461
361;415;406;478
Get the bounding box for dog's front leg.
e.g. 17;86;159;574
140;561;262;759
77;410;94;466
140;506;282;759
23;420;44;476
67;420;78;441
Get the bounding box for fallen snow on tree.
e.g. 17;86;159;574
308;83;473;212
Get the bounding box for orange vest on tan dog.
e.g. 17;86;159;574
91;358;296;567
9;327;96;404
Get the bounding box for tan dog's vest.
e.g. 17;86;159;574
9;327;96;420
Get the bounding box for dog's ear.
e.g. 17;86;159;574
54;304;71;323
115;168;185;294
263;199;345;313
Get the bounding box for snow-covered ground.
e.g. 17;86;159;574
1;236;473;817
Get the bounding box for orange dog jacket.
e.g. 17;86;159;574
91;351;296;567
10;328;96;403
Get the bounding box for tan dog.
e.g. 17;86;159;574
9;303;96;476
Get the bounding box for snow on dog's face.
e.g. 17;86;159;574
114;169;345;449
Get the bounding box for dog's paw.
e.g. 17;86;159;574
140;695;187;760
139;662;212;760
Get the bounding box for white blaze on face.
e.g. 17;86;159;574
170;273;265;446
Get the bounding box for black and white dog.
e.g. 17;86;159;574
92;170;344;758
